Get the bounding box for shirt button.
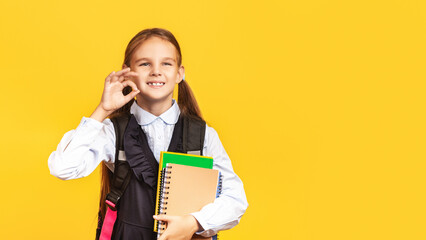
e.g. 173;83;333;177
157;135;162;140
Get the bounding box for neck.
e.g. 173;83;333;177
135;95;174;117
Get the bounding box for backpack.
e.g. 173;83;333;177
96;112;206;240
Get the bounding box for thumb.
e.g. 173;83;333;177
123;89;140;103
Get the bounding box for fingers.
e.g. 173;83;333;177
122;80;139;91
121;80;139;103
153;215;172;222
123;87;140;103
123;71;138;80
123;91;139;103
111;70;126;83
116;67;131;76
105;71;115;84
154;215;168;240
158;233;166;240
108;67;135;83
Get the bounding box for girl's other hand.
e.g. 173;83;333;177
90;68;139;122
154;214;201;240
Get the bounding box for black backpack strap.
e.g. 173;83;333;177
183;116;206;156
106;113;132;209
96;113;132;240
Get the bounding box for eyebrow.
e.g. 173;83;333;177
134;57;176;63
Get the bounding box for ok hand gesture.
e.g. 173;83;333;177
90;67;139;122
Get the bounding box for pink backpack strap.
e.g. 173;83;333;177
99;200;117;240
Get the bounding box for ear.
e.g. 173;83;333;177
176;65;185;84
122;63;129;70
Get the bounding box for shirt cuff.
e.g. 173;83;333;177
190;211;216;237
81;116;105;131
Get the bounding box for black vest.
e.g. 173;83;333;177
110;113;193;240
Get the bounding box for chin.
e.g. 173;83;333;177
140;92;173;102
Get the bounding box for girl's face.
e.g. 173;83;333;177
126;36;184;104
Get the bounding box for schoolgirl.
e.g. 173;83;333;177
48;28;248;240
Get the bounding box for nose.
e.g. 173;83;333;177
150;63;162;77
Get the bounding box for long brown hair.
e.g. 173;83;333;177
99;28;203;221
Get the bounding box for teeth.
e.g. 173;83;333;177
148;82;165;86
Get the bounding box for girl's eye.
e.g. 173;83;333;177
139;63;171;66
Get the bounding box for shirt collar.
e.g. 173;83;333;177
130;99;181;126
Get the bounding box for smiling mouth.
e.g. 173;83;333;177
147;82;165;86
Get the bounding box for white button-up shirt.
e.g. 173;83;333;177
48;99;248;237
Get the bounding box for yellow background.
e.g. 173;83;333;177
1;0;425;239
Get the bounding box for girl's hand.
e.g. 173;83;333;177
100;67;139;112
90;68;139;122
154;214;201;240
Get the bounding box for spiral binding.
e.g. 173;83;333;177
155;167;165;232
216;172;223;198
213;172;223;240
157;164;173;238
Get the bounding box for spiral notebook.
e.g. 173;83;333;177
157;163;222;240
158;151;214;170
154;151;214;232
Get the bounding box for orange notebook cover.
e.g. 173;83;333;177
157;163;221;240
154;151;214;232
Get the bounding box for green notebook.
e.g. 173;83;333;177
159;151;213;169
154;151;214;232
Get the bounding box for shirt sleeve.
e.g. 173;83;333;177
48;116;116;180
190;125;249;237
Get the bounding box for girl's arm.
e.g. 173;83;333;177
190;125;249;237
48;117;116;180
48;68;140;180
